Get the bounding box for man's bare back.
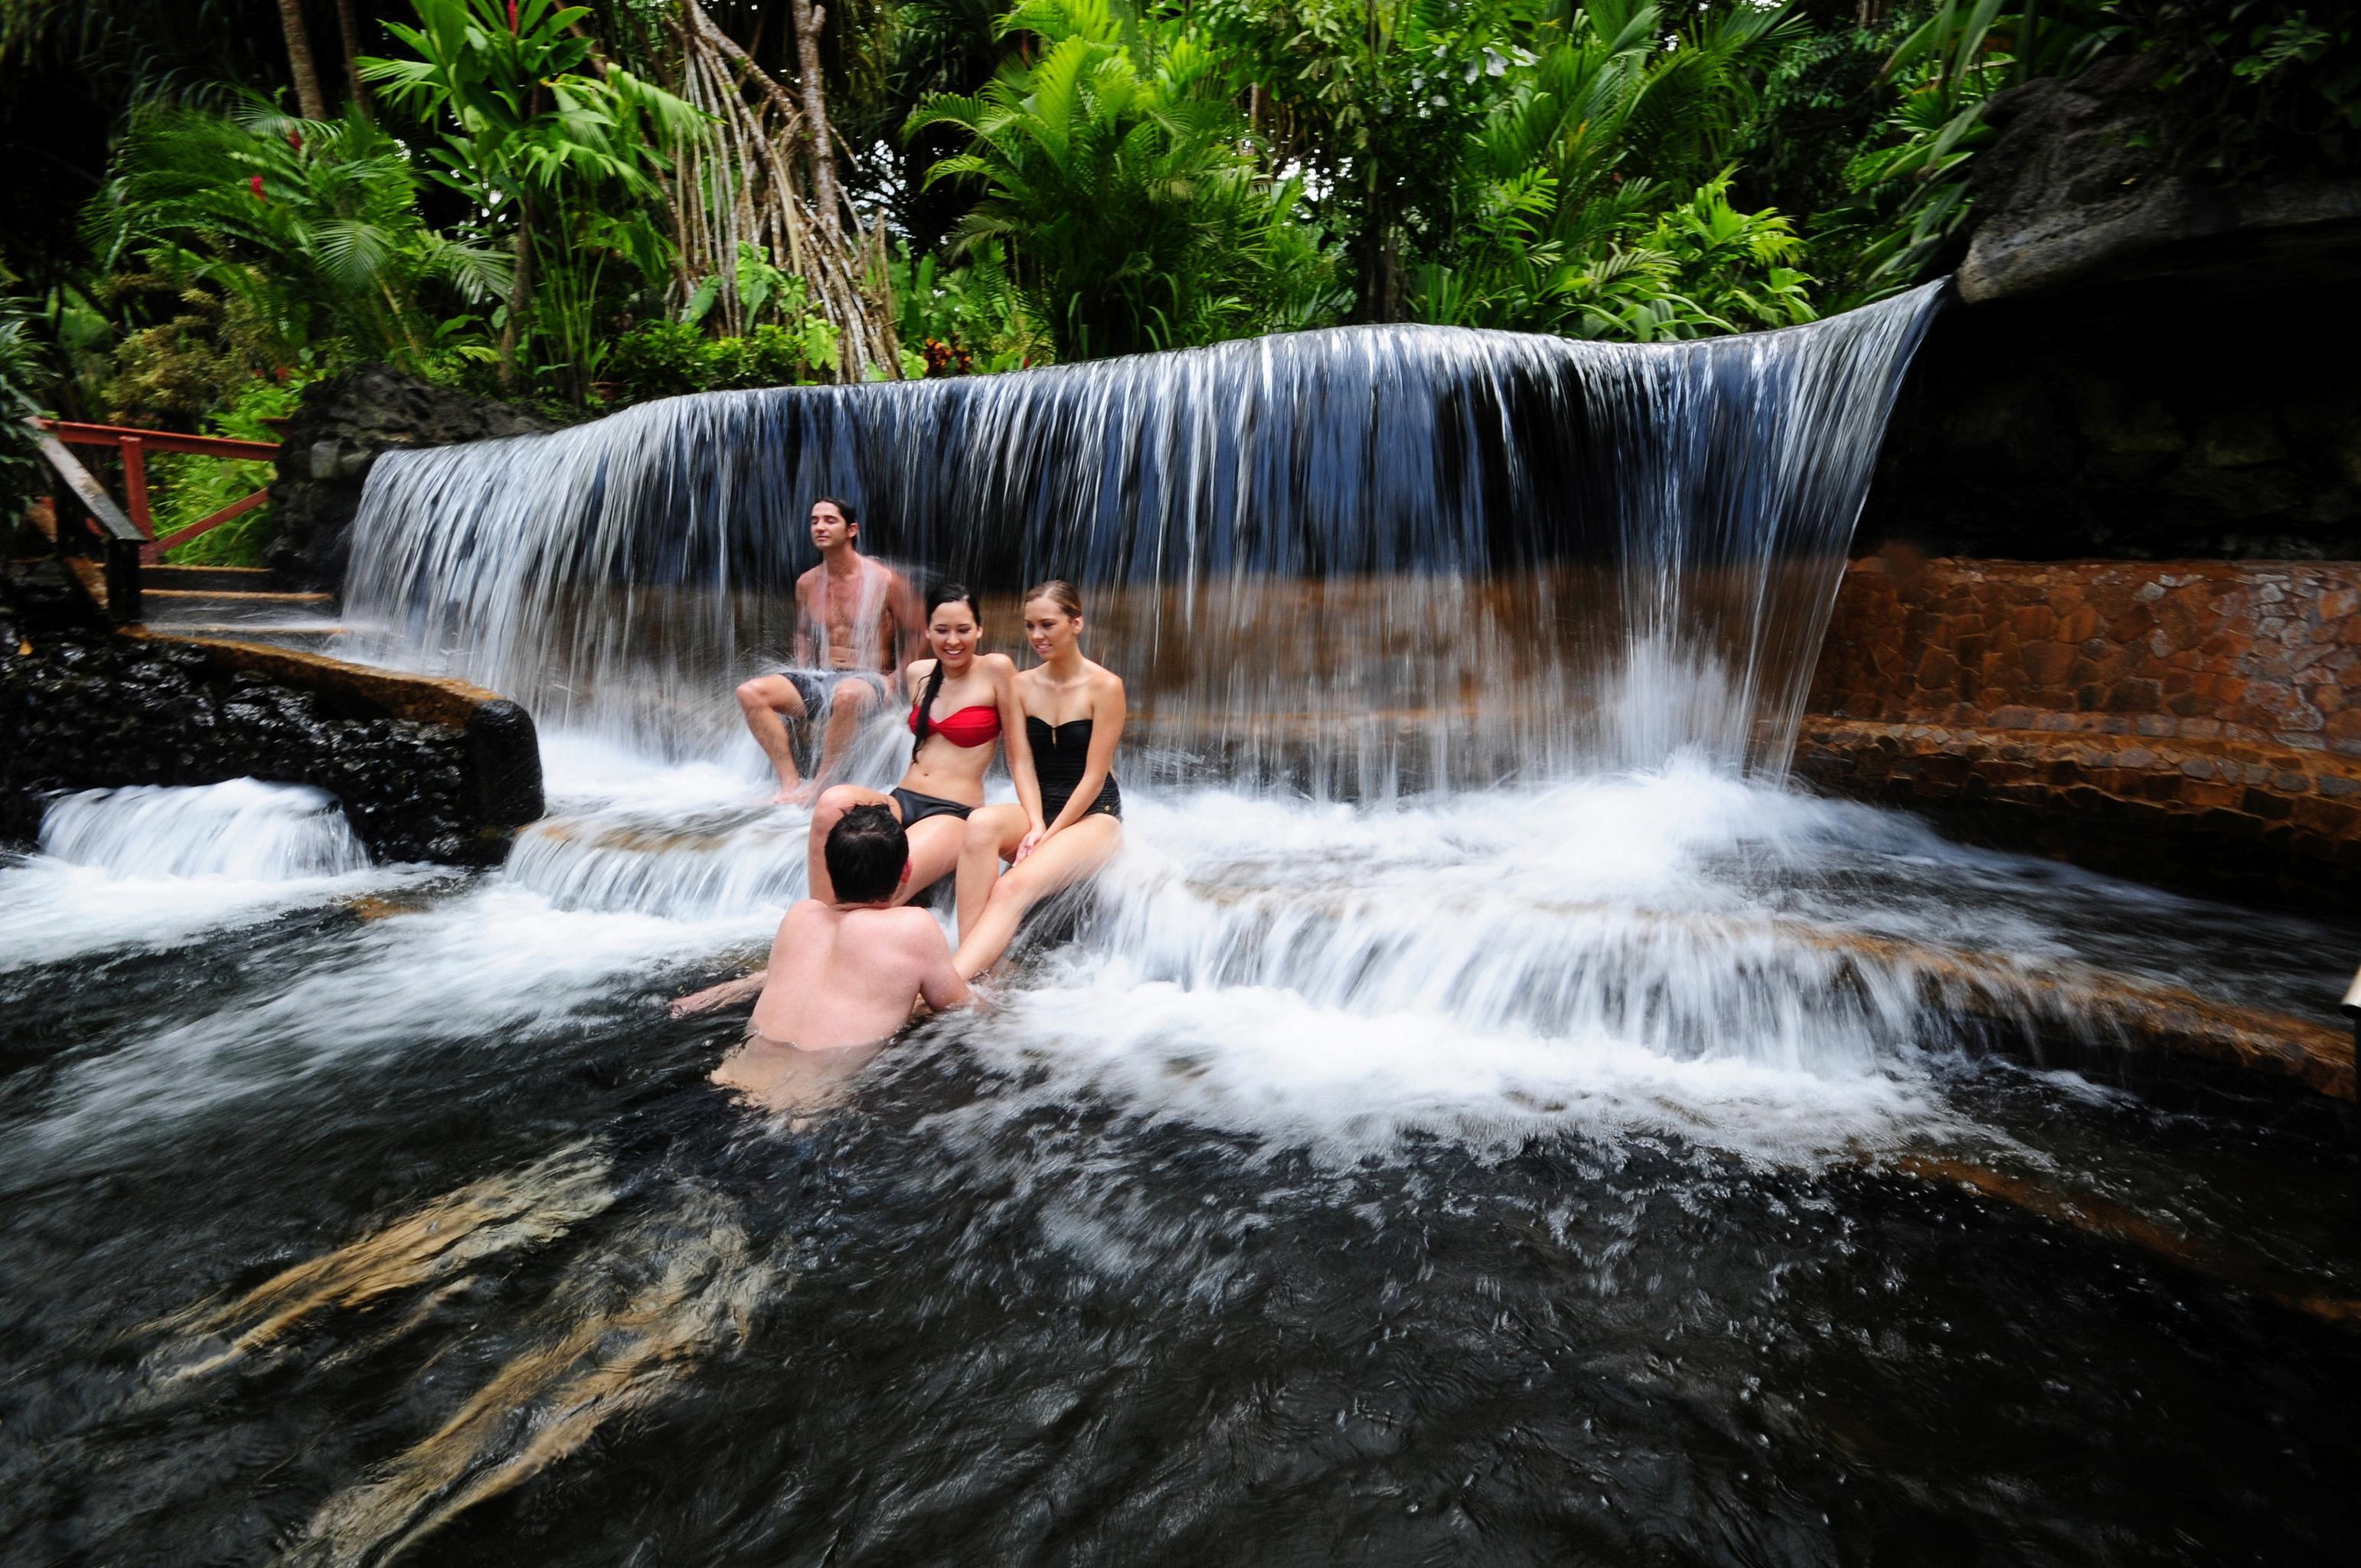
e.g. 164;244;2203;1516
674;802;974;1111
751;897;968;1047
681;895;971;1111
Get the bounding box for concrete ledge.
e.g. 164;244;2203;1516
1794;716;2361;913
119;629;545;834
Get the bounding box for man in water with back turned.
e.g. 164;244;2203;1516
674;805;972;1106
736;497;926;804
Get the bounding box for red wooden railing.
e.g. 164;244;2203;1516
24;417;283;622
38;419;282;563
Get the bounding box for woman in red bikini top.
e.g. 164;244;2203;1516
803;584;1027;905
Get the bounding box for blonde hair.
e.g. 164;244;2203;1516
1023;579;1083;619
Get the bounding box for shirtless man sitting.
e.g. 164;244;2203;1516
736;497;926;804
673;805;971;1110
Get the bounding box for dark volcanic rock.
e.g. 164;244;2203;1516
265;365;554;590
1860;51;2361;562
1859;279;2361;560
1958;55;2361;304
1;577;529;866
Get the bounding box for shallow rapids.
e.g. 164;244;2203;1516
3;729;2357;1566
8;283;2360;1560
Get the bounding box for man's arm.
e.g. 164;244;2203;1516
887;567;927;672
790;571;818;668
904;913;973;1014
671;969;766;1018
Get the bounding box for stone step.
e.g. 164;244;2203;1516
145;564;299;594
137;588;339;626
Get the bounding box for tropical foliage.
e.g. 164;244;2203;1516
0;0;2347;465
906;0;1342;358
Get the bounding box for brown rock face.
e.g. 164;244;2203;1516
1800;555;2361;909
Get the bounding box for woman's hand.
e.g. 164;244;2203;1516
1013;826;1048;864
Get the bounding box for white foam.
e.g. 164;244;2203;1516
41;779;370;880
9;884;776;1160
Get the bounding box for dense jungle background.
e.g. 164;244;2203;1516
0;0;2352;563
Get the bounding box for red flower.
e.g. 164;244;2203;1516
508;1;518;29
250;175;266;201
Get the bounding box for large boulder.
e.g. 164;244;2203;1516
1957;54;2361;304
265;365;553;590
1859;52;2361;561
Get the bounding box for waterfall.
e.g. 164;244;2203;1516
41;780;371;880
342;285;1941;792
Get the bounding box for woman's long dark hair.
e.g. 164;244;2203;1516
912;583;981;761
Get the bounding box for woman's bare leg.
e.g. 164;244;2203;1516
952;816;1122;979
805;784;896;903
893;814;971;907
955;805;1030;937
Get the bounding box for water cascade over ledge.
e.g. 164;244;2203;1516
345;284;1943;792
9;289;2361;1567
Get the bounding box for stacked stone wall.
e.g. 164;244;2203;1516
1810;557;2359;753
1799;555;2361;909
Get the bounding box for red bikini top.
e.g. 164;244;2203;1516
909;698;1001;748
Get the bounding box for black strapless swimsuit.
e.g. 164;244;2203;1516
1027;716;1122;822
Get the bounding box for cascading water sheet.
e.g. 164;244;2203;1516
343;283;1941;789
9;290;2361;1568
318;285;2002;1129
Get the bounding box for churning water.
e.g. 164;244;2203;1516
4;296;2356;1565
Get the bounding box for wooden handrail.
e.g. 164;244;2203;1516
30;424;143;622
31;429;142;543
151;486;272;555
28;414;281;572
38;418;281;461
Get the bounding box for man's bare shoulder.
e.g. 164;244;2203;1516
780;897;834;931
793;565;824;594
866;906;951;949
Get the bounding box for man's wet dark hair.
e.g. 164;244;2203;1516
825;804;906;904
813;495;859;534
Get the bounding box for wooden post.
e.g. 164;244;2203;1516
119;435;152;538
105;534;143;624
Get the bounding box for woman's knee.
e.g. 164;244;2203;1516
811;785;869;828
988;861;1055;907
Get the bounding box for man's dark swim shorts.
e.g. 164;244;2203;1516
779;668;895;715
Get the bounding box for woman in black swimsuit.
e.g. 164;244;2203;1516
805;586;1024;904
952;580;1125;979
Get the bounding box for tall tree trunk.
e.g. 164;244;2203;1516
335;0;373;114
499;204;533;389
787;0;842;241
276;0;330;120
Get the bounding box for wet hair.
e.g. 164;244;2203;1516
825;805;906;903
913;583;982;760
1024;579;1083;619
811;495;859;534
